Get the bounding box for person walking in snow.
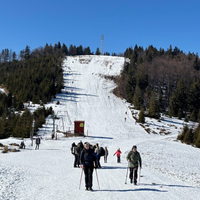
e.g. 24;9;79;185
77;140;84;163
113;148;122;163
35;136;41;150
104;147;108;163
126;145;142;185
94;143;101;168
19;141;26;149
80;142;97;191
71;142;80;167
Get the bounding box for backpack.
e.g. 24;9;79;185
99;147;105;157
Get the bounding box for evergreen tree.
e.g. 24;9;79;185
178;109;183;120
193;56;200;70
57;41;61;49
195;133;200;148
138;109;145;123
168;93;178;117
126;71;136;103
183;128;194;144
62;43;68;55
133;85;143;109
69;45;76;55
83;47;91;55
24;45;31;60
136;70;148;91
149;90;158;118
177;125;189;141
76;45;83;55
95;48;101;55
190;110;196;122
176;79;187;115
188;80;200;114
12;51;17;61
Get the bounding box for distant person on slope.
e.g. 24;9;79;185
126;145;142;185
35;136;41;150
80;142;97;191
113;148;122;163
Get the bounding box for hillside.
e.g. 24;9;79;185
0;55;200;200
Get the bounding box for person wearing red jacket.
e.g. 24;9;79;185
113;148;122;163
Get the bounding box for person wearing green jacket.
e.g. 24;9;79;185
126;145;142;185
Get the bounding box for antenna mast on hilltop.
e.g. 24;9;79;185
101;34;104;55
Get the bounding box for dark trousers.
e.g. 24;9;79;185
97;155;101;168
84;165;94;188
74;154;80;167
104;155;108;163
129;167;138;184
117;156;121;163
35;144;40;150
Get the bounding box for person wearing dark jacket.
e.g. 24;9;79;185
126;145;142;185
80;142;97;191
94;143;101;168
35;136;41;150
19;141;26;149
71;142;79;167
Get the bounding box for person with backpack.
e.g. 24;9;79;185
80;142;97;191
126;145;142;185
113;148;122;163
104;147;108;163
76;140;84;161
71;142;79;167
94;143;101;168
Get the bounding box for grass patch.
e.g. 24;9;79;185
2;146;8;153
145;128;151;133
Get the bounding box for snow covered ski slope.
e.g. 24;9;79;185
0;55;200;200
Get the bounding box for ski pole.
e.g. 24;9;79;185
95;168;100;189
125;162;129;184
79;168;84;189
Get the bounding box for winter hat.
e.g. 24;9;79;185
132;145;137;149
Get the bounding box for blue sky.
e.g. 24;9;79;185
1;0;200;55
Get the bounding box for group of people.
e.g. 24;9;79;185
71;141;109;169
71;141;142;191
71;140;84;167
19;136;41;150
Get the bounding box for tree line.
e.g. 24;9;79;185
113;44;200;147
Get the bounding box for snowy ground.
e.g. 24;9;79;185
0;55;200;200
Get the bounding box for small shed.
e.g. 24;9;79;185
74;121;85;136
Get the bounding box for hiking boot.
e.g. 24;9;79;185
88;187;93;191
134;183;137;185
130;179;133;184
85;187;88;191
